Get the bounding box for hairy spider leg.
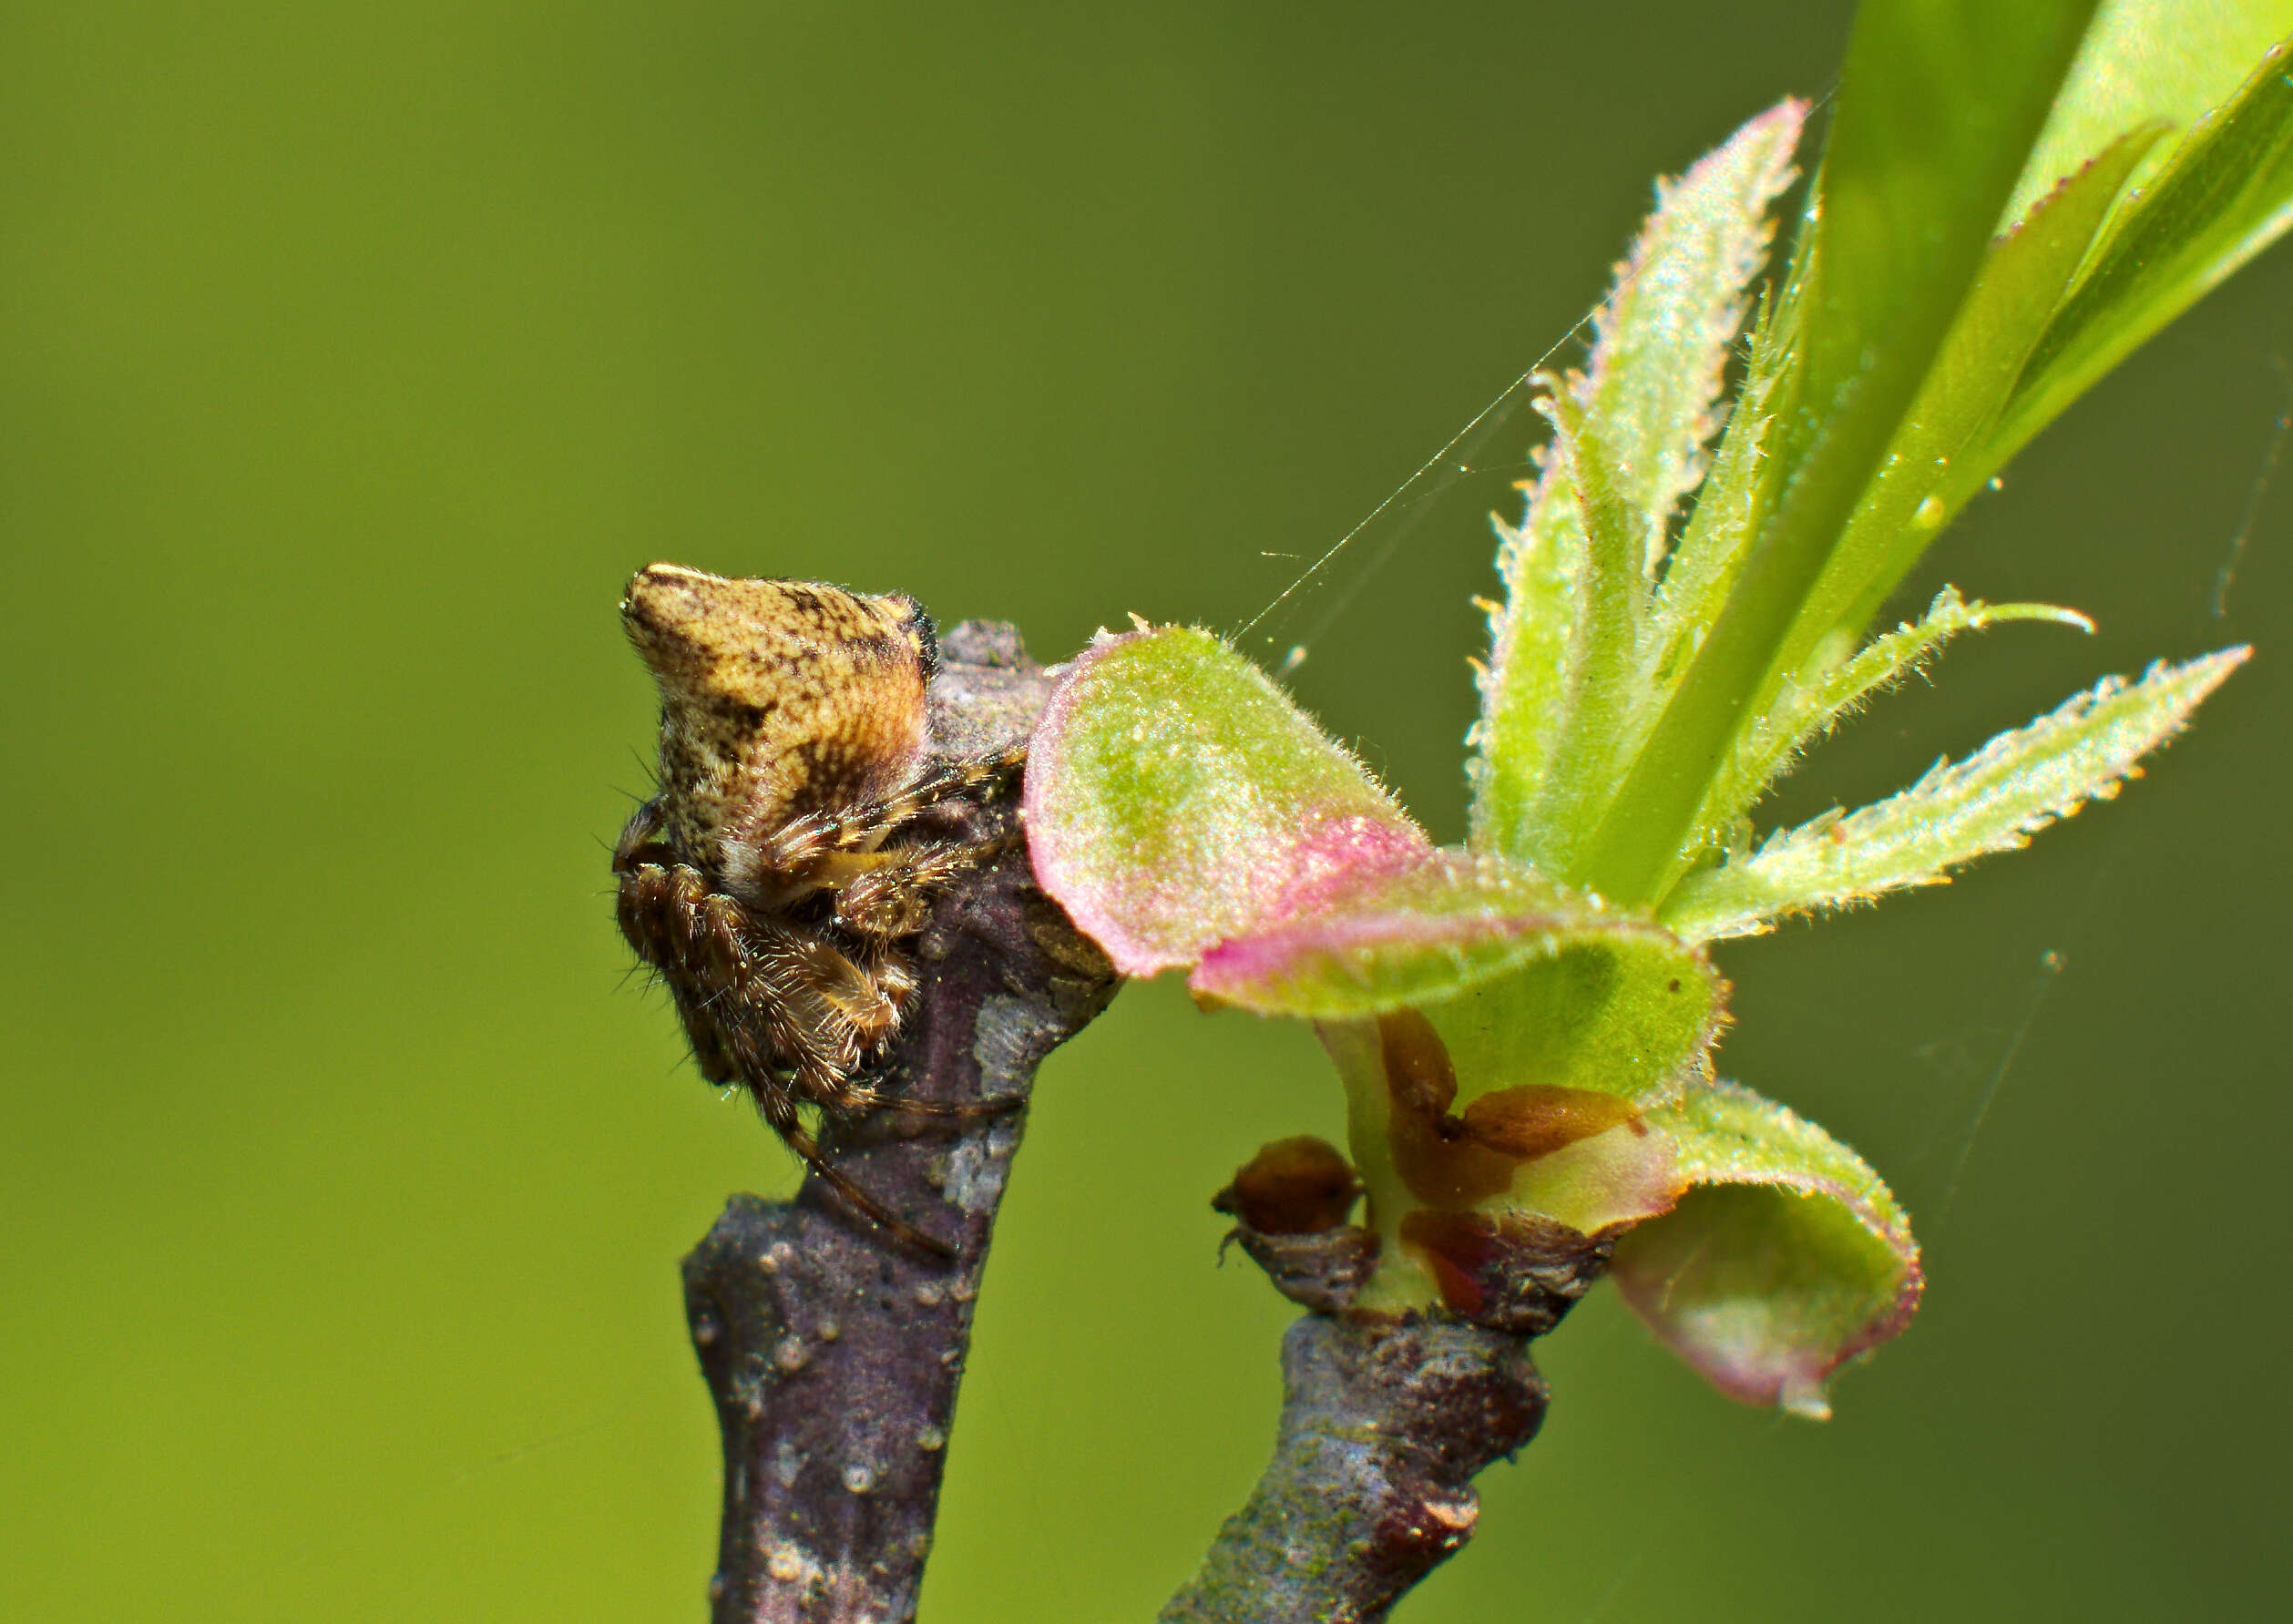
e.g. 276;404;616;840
749;926;1024;1127
610;797;675;873
621;851;1017;1119
747;1078;959;1261
613;744;1034;1257
760;916;903;1043
650;891;964;1257
616;848;1015;1238
619;800;891;1057
818;1076;1027;1123
834;827;1026;937
744;743;1028;877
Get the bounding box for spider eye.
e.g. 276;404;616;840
904;601;940;683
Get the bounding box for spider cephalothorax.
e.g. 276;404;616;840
612;563;1022;1254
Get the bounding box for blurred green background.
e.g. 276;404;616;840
5;3;2289;1619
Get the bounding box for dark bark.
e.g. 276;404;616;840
1172;1159;1615;1621
681;621;1116;1624
1157;1315;1550;1624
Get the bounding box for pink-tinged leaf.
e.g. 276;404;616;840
1024;626;1428;976
1611;1080;1922;1418
1195;853;1723;1110
1504;1113;1686;1236
1196;851;1592;1009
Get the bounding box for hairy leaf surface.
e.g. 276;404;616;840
1661;647;2247;941
1612;1080;1922;1418
1473;102;1804;867
1025;626;1426;976
1575;0;2101;904
1693;589;2094;851
1965;34;2293;501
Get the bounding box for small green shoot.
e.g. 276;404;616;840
1024;4;2286;1415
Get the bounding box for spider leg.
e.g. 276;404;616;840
610;796;675;872
845;1090;1029;1122
613;777;1029;1264
814;1057;1029;1122
701;913;898;1051
789;938;1020;1122
867;944;919;1009
833;828;1024;937
615;862;860;1093
749;1080;957;1261
739;742;1027;880
737;922;885;1070
674;993;742;1084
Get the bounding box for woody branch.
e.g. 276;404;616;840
680;621;1115;1624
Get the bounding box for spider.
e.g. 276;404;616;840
612;563;1023;1257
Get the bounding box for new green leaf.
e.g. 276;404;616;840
1661;647;2248;942
1961;35;2293;502
1193;850;1719;1063
2002;0;2293;232
1024;625;1427;975
1797;128;2162;649
1574;98;1808;570
1694;588;2095;850
1576;0;2102;904
1472;101;1805;868
1612;1080;1923;1418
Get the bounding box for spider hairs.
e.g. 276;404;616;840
612;563;1023;1257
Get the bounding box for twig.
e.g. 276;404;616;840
1167;1177;1610;1622
680;621;1116;1624
1158;1316;1550;1624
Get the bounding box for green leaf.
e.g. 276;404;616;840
1959;34;2293;504
1194;853;1722;1112
1520;385;1649;866
1690;588;2095;851
1472;102;1805;866
1265;867;1723;1315
1635;279;1800;753
1575;0;2101;906
1573;98;1807;575
1800;128;2164;647
2001;0;2293;231
1470;451;1584;853
1416;918;1719;1111
1612;1080;1922;1418
1193;851;1594;1015
1660;647;2248;943
1023;625;1427;976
